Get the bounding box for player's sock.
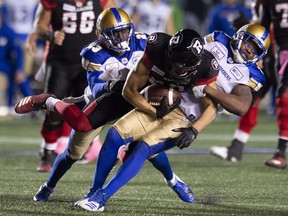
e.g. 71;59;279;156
46;149;76;188
149;152;174;181
276;138;288;156
103;141;151;198
91;127;131;190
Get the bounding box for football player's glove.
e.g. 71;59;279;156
106;80;125;94
84;86;94;104
156;96;180;118
172;127;198;149
192;84;206;98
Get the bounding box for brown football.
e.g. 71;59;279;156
141;85;181;107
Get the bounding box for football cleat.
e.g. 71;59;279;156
14;93;55;114
167;175;195;203
210;139;243;162
33;184;55;202
78;189;108;212
264;154;286;169
74;188;97;207
210;146;228;160
37;149;58;172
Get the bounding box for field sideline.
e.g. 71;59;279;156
0;113;287;215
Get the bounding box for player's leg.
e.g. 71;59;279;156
34;95;134;201
33;128;102;202
265;50;288;169
78;109;191;211
36;63;86;172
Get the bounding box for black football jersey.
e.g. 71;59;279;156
142;32;219;91
261;0;288;50
43;0;102;64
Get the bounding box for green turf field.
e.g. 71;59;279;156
0;112;287;216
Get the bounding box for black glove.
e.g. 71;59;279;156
106;80;125;94
172;127;198;149
156;96;180;118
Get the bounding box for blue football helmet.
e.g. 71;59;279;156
96;8;134;53
230;24;270;64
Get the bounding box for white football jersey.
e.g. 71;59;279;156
3;0;38;36
204;32;265;94
133;0;172;34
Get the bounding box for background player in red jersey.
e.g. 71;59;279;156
25;0;117;172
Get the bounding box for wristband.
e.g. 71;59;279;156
43;31;54;42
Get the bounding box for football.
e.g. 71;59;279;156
141;84;181;107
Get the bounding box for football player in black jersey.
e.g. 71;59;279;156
260;0;288;169
25;0;117;172
76;29;219;212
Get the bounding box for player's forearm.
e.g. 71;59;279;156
204;86;251;116
192;97;217;132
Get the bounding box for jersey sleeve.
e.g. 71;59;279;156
80;42;107;98
248;65;266;91
195;50;219;85
40;0;57;10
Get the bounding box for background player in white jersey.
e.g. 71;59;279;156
131;0;175;35
76;28;220;211
15;8;194;204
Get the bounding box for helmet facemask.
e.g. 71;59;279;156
230;24;270;64
101;24;133;53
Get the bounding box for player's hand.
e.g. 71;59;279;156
172;127;198;149
156;96;180;118
84;86;94;104
192;84;206;98
54;30;65;46
106;79;125;94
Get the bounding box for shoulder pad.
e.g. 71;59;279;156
248;66;266;91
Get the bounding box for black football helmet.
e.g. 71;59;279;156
166;29;204;82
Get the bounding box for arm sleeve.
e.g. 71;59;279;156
87;70;108;98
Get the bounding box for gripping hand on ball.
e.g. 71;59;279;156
172;127;198;149
156;96;180;118
106;80;125;94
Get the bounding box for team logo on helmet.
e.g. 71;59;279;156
148;34;158;43
189;38;203;57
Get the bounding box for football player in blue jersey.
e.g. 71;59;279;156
75;24;270;212
15;7;194;204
